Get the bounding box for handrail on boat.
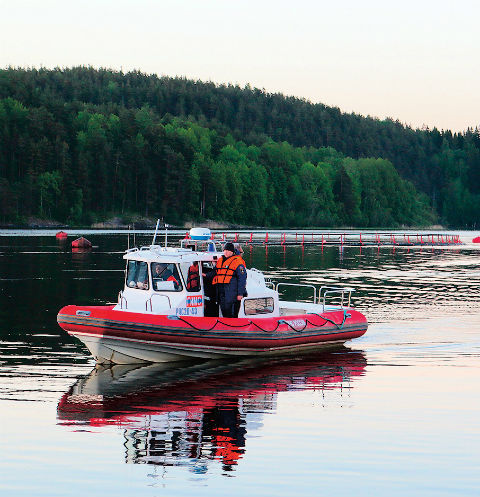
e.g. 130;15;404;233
265;280;275;289
275;282;317;304
319;286;355;309
118;291;128;309
146;294;172;312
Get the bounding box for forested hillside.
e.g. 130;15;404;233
0;67;478;227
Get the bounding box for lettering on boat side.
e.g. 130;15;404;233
285;319;306;328
176;307;198;316
186;296;203;307
76;310;91;317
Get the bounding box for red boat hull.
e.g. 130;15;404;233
57;305;368;363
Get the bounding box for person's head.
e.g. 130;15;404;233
234;243;243;255
154;263;166;274
223;242;235;257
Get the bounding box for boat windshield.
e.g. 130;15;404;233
126;261;149;290
151;262;182;292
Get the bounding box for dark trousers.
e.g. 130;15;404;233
204;297;219;317
217;286;239;318
219;298;236;318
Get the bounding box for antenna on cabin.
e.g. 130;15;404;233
152;219;160;245
127;224;130;250
164;223;169;247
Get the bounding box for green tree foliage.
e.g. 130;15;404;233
1;67;477;227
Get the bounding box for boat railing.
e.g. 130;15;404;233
265;280;275;290
319;286;355;309
276;283;317;303
118;291;128;309
146;294;172;312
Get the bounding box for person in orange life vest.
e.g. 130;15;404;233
212;242;247;318
186;261;201;292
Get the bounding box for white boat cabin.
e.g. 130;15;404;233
114;236;279;319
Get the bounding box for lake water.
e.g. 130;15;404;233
1;231;479;496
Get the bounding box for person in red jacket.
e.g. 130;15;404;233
152;262;180;290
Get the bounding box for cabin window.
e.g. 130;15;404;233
126;261;149;290
151;262;183;292
244;297;274;315
180;261;202;293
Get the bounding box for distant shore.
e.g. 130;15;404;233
0;216;248;231
0;216;448;231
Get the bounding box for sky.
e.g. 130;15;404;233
1;0;479;132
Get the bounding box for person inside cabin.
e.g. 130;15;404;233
152;262;180;290
212;242;247;318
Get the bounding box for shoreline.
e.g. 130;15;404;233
0;217;448;232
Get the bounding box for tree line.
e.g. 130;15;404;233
0;66;478;227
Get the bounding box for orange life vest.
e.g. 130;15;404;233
186;263;200;290
212;255;246;285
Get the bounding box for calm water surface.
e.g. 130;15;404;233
1;231;479;496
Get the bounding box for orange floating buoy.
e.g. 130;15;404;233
71;237;92;248
56;231;68;239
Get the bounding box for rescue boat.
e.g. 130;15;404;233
57;227;368;364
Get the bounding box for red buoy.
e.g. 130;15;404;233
473;237;480;243
71;237;92;248
56;231;68;239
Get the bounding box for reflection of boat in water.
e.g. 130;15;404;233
57;227;368;364
58;349;366;471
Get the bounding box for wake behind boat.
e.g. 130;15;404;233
57;227;368;363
